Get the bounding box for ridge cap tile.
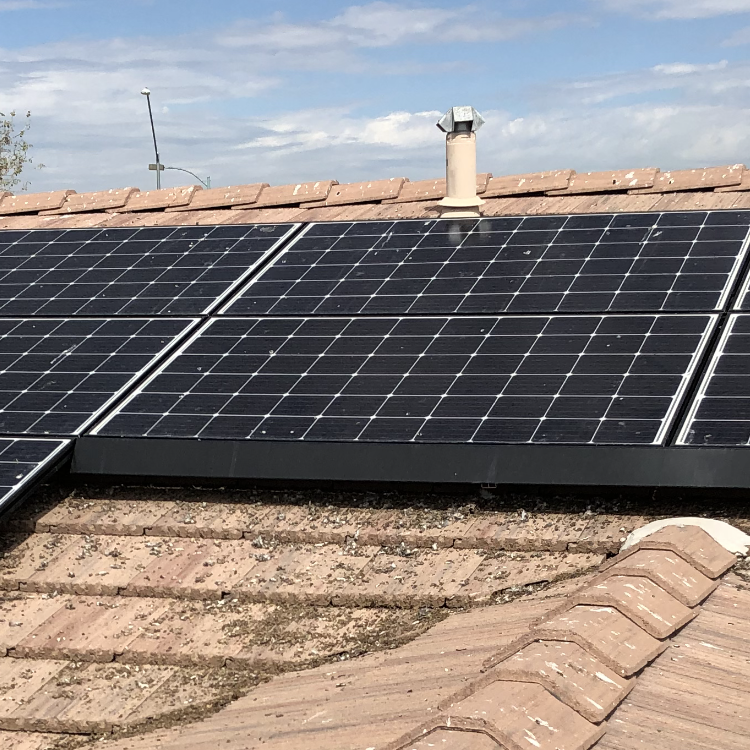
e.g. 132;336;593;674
38;187;138;215
388;681;604;750
0;190;81;216
438;639;633;724
598;548;718;607
231;179;339;209
120;185;203;213
546;167;658;196
539;574;698;640
628;164;744;194
300;176;407;208
483;169;575;198
165;183;269;212
483;604;667;677
606;524;739;579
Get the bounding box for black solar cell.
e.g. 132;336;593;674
678;313;750;445
0;317;197;436
221;213;750;317
0;224;296;317
95;313;716;446
0;437;70;511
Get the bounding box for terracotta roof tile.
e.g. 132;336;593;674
221;206;305;224
120;185;202;212
612;525;738;579
547;167;658;196
165;183;268;212
384;173;491;204
533;604;667;676
553;574;697;639
39;187;138;215
407;680;604;750
715;168;750;192
405;730;501;749
233;180;338;209
0;189;75;215
629;164;744;193
301;177;407;207
599;548;717;607
463;640;632;723
483;170;574;197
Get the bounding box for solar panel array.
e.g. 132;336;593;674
222;213;749;317
0;224;295;316
3;210;750;495
0;222;296;509
97;314;715;446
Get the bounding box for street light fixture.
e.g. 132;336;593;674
140;88;211;191
140;87;161;189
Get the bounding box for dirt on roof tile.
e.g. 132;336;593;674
234;181;338;209
383;173;492;204
0;190;75;215
302;178;407;207
120;186;202;213
483;170;574;198
546;167;658;195
630;164;744;194
166;184;268;212
39;187;138;215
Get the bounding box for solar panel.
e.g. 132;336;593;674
678;313;750;445
0;438;71;513
93;313;716;446
0;317;198;436
0;224;296;317
220;213;750;317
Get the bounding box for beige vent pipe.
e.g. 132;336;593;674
436;106;485;219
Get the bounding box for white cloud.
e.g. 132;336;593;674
217;2;575;50
595;0;750;18
0;0;65;9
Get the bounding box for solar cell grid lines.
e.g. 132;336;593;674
95;313;716;446
220;212;750;317
678;314;750;446
0;317;197;436
0;438;70;511
0;223;296;317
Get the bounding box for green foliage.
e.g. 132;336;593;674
0;110;39;191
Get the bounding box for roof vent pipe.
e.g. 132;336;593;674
436;106;485;219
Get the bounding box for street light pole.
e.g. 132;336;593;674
141;87;161;189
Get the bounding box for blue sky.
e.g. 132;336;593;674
4;0;750;192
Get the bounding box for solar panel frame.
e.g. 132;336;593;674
0;437;71;513
218;213;750;317
0;317;200;437
92;313;718;447
0;224;300;318
677;313;750;446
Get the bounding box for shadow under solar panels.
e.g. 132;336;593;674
94;314;716;446
0;438;70;513
0;317;198;436
678;313;750;446
220;212;750;317
0;224;297;317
